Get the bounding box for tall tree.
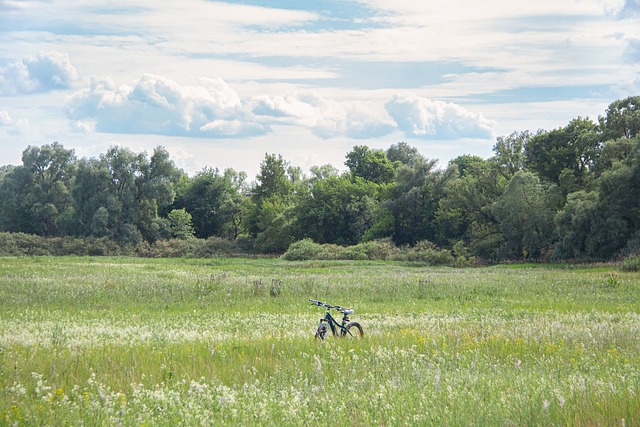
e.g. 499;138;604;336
253;153;293;202
378;155;451;246
345;145;396;184
525;117;601;186
492;171;562;259
492;131;530;179
174;167;247;239
601;96;640;140
0;142;76;236
293;176;380;245
71;146;181;244
553;190;600;259
386;142;421;167
436;156;506;259
249;153;298;252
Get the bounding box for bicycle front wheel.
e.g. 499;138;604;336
343;321;363;338
315;323;328;340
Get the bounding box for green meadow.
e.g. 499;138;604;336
1;257;639;425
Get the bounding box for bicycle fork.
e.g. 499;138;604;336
316;314;337;339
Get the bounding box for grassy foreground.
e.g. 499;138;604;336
1;257;639;425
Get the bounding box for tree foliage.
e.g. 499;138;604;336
1;97;640;261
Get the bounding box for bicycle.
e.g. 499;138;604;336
310;299;364;339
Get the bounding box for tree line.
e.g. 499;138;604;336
1;96;639;262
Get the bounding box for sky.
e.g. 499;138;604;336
1;0;639;179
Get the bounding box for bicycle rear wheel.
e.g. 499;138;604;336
343;321;363;338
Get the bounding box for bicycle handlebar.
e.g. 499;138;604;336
309;299;352;313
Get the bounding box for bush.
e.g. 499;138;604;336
358;238;399;260
318;244;347;260
0;233;139;256
391;240;454;265
0;232;255;258
622;254;640;272
281;239;323;261
283;238;455;264
149;239;199;257
0;232;51;256
341;245;369;260
195;237;242;257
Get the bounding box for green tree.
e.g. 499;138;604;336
168;208;195;239
592;140;640;257
601;96;640;140
492;131;530;179
293;176;380;245
524;117;601;185
0;142;76;236
71;146;181;244
175;167;247;239
436;156;506;259
253;153;293;202
345;145;396;184
248;154;299;252
449;155;488;177
386;142;421;167
379;155;452;246
308;164;340;185
553;190;599;259
492;171;562;259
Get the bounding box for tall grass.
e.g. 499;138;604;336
1;257;639;425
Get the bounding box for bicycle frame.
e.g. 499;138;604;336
318;310;351;337
310;299;362;339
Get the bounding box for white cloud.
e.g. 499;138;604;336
65;74;499;142
65;74;269;138
0;51;78;96
0;0;30;10
385;94;495;140
0;109;29;136
624;38;640;63
250;92;395;139
0;110;14;126
605;0;640;18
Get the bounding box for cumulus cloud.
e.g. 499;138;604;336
0;51;78;96
65;74;270;138
250;92;395;139
65;73;497;141
385;94;494;140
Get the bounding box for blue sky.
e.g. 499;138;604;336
1;0;639;178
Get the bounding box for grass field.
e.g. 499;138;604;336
1;257;639;425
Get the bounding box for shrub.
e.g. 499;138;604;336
341;244;369;260
0;232;51;256
281;239;324;261
392;240;454;265
358;238;399;260
195;237;236;257
318;243;347;260
622;254;640;272
0;233;139;256
150;238;201;258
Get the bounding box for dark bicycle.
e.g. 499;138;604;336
310;299;364;339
